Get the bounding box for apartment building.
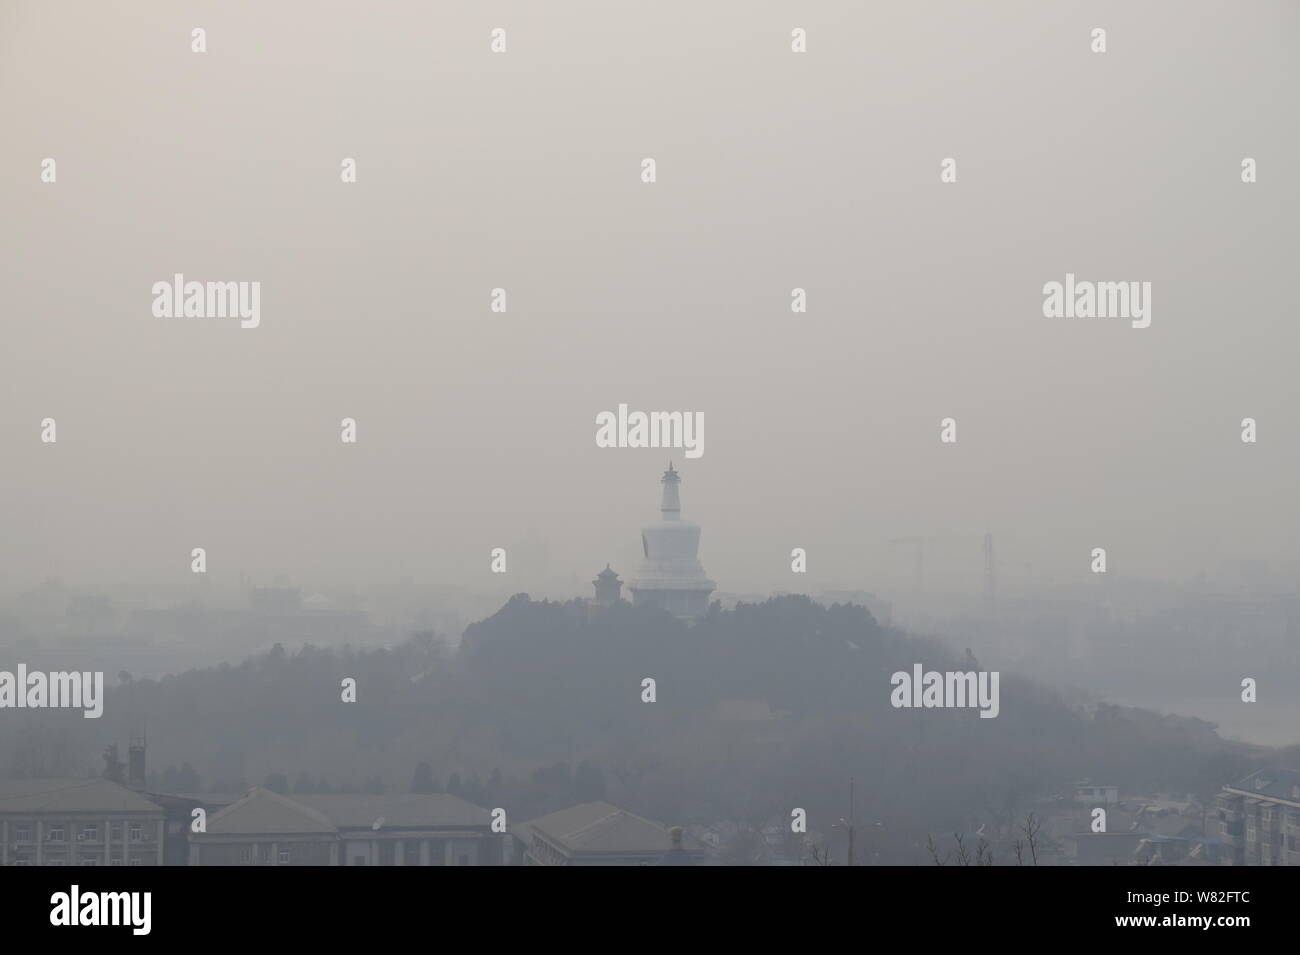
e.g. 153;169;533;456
1216;769;1300;866
0;777;165;867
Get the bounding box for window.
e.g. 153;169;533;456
129;824;143;842
81;858;98;866
427;839;445;865
458;853;470;866
82;825;98;841
129;858;141;867
111;825;122;841
15;825;30;842
240;847;251;864
48;826;66;842
110;858;122;867
279;850;290;865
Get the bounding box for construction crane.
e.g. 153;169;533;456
888;532;999;622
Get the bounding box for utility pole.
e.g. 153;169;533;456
848;777;855;867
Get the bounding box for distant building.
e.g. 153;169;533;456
296;793;501;866
628;465;715;621
187;788;501;866
1063;831;1145;865
592;564;623;608
514;801;705;866
1074;782;1119;806
147;791;244;866
1216;769;1300;866
0;778;165;866
187;789;335;866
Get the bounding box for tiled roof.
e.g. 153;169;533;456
204;788;337;835
1227;769;1300;803
0;778;163;814
520;801;700;854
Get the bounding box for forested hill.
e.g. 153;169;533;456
3;595;1269;850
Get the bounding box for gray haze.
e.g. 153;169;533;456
3;0;1298;605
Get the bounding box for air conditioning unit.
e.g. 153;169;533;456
77;834;85;841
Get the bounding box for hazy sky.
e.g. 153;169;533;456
2;1;1297;601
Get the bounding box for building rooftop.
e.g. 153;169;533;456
0;778;163;814
158;792;246;807
519;801;701;855
1224;769;1300;804
204;788;336;835
294;793;491;831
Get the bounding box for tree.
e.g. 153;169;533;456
926;831;993;866
1013;812;1042;866
721;824;768;866
159;763;201;792
411;762;435;794
102;744;124;783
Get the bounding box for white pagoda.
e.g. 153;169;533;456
629;464;715;620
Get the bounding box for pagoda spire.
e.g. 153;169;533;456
660;462;681;519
